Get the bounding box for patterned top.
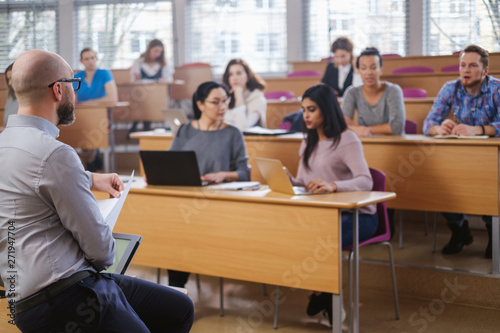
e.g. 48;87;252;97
423;76;500;136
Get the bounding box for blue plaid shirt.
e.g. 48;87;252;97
423;75;500;136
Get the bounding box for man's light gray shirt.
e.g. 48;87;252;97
0;115;115;302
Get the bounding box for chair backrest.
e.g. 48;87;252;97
182;62;211;67
404;119;418;134
402;88;427;98
287;70;322;78
321;56;333;62
264;90;295;101
441;64;459;72
381;53;402;58
392;66;434;74
343;168;390;250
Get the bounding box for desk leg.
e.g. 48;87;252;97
333;209;343;333
351;209;359;333
493;216;499;274
107;107;116;173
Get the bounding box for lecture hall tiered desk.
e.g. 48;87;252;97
131;131;500;277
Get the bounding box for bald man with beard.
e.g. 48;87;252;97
0;50;194;333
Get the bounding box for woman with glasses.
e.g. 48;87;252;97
341;47;405;137
167;81;250;288
222;58;267;130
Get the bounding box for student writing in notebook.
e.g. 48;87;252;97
0;50;193;333
168;81;250;288
288;84;377;325
341;47;405;137
423;44;500;258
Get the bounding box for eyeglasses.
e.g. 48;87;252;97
206;99;230;107
48;78;81;91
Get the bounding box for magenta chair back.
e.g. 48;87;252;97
441;64;460;72
264;90;295;101
182;62;210;67
381;53;402;58
404;120;418;134
392;66;434;74
343;168;390;251
287;70;322;78
402;88;427;98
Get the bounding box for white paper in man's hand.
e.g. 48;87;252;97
97;171;134;230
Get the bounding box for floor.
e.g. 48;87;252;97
120;213;500;333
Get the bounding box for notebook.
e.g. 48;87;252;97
101;233;142;274
254;157;311;195
162;108;188;134
140;150;209;186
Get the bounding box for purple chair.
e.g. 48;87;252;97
343;168;400;321
405;120;418;134
264;90;295;101
402;88;427;98
381;53;402;58
392;66;434;74
441;64;460;72
286;70;322;78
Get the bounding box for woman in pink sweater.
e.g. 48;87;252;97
291;83;378;325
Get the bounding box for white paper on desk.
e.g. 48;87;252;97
97;171;134;230
205;181;261;190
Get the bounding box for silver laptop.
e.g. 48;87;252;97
162;108;188;134
254;157;311;195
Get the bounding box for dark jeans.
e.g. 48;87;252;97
341;211;379;248
442;213;492;226
168;270;191;289
15;273;194;333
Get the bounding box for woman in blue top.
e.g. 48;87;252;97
74;48;118;104
74;48;118;172
167;81;250;287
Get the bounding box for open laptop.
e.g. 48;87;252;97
162;109;188;134
255;157;311;195
140;150;209;186
101;233;142;274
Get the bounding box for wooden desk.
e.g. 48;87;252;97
57;102;128;172
264;76;321;98
109;182;394;333
132;132;500;274
290;53;500;75
381;71;500;97
266;98;435;132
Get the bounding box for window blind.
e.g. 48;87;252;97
0;0;58;70
73;0;174;70
425;0;500;55
303;0;409;61
186;0;287;75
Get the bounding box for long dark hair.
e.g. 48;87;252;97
222;59;266;108
192;81;227;120
302;84;347;169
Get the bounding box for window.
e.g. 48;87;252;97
304;0;408;61
186;0;287;75
425;0;500;55
74;1;174;70
0;1;58;70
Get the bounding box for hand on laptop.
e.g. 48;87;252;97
201;172;228;184
305;178;337;194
